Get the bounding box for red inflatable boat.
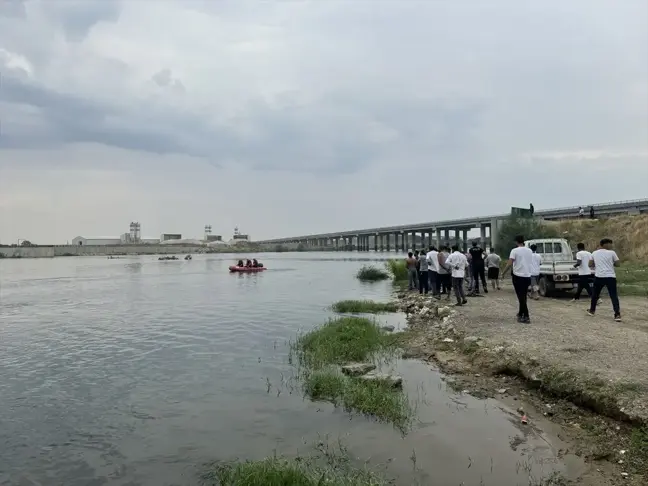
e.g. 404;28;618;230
229;266;267;273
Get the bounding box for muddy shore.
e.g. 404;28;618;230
395;288;648;485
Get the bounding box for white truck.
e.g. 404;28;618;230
524;238;593;297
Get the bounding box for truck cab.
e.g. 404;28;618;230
524;238;592;297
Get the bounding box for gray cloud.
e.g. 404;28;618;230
40;0;121;42
1;0;647;243
0;0;26;18
2;72;426;173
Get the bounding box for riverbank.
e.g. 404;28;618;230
0;243;265;259
395;289;648;485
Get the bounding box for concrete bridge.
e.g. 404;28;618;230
256;198;648;252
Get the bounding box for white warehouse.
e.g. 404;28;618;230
72;236;122;246
71;236;160;246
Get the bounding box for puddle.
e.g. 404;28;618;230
283;359;585;485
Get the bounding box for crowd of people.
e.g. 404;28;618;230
405;242;502;305
406;236;622;325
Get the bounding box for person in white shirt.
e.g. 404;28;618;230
426;246;440;298
437;246;452;298
445;245;468;306
587;238;621;321
572;242;593;301
529;244;542;300
484;248;502;291
502;235;534;324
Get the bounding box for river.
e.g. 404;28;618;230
0;253;584;485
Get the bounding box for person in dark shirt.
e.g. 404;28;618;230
529;203;534;216
468;241;488;295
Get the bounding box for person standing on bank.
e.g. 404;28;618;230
437;246;451;298
446;245;468;306
572;242;593;301
418;249;429;294
406;252;418;291
587;238;621;322
503;235;534;324
426;246;440;298
468;241;488;295
485;248;502;291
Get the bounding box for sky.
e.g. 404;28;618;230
1;0;647;244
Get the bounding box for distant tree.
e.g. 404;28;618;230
20;240;34;247
495;216;558;256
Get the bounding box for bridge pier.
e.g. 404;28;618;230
490;218;501;250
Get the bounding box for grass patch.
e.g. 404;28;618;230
384;259;407;282
331;300;397;314
205;452;386;486
302;368;413;431
293;317;390;367
291;317;412;431
616;265;648;297
630;426;648;471
355;265;390;282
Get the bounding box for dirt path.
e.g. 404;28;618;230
454;288;648;394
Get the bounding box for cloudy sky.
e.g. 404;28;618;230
1;0;647;243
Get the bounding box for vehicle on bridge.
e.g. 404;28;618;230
524;238;592;297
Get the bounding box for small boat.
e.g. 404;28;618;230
229;266;267;273
184;255;192;260
159;256;179;261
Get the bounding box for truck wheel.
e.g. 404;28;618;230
538;277;553;297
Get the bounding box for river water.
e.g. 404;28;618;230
0;253;583;485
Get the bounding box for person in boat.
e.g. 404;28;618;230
252;259;259;267
245;259;252;267
237;259;244;267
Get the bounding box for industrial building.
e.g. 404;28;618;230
72;222;160;246
72;236;122;246
228;226;250;245
161;233;182;242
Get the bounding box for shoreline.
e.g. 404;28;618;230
393;289;648;485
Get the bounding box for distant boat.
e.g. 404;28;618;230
159;256;179;261
184;255;192;260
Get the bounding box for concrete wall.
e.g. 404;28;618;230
0;244;205;259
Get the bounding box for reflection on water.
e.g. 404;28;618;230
0;253;583;485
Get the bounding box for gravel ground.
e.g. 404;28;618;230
412;286;648;422
456;287;648;386
397;287;648;485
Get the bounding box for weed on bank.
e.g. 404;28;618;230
331;300;398;314
291;316;413;431
356;265;390;282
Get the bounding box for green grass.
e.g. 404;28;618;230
355;265;390;282
205;455;385;486
290;317;411;430
303;368;413;432
293;317;390;368
616;264;648;297
384;259;407;282
331;300;397;314
630;426;648;471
